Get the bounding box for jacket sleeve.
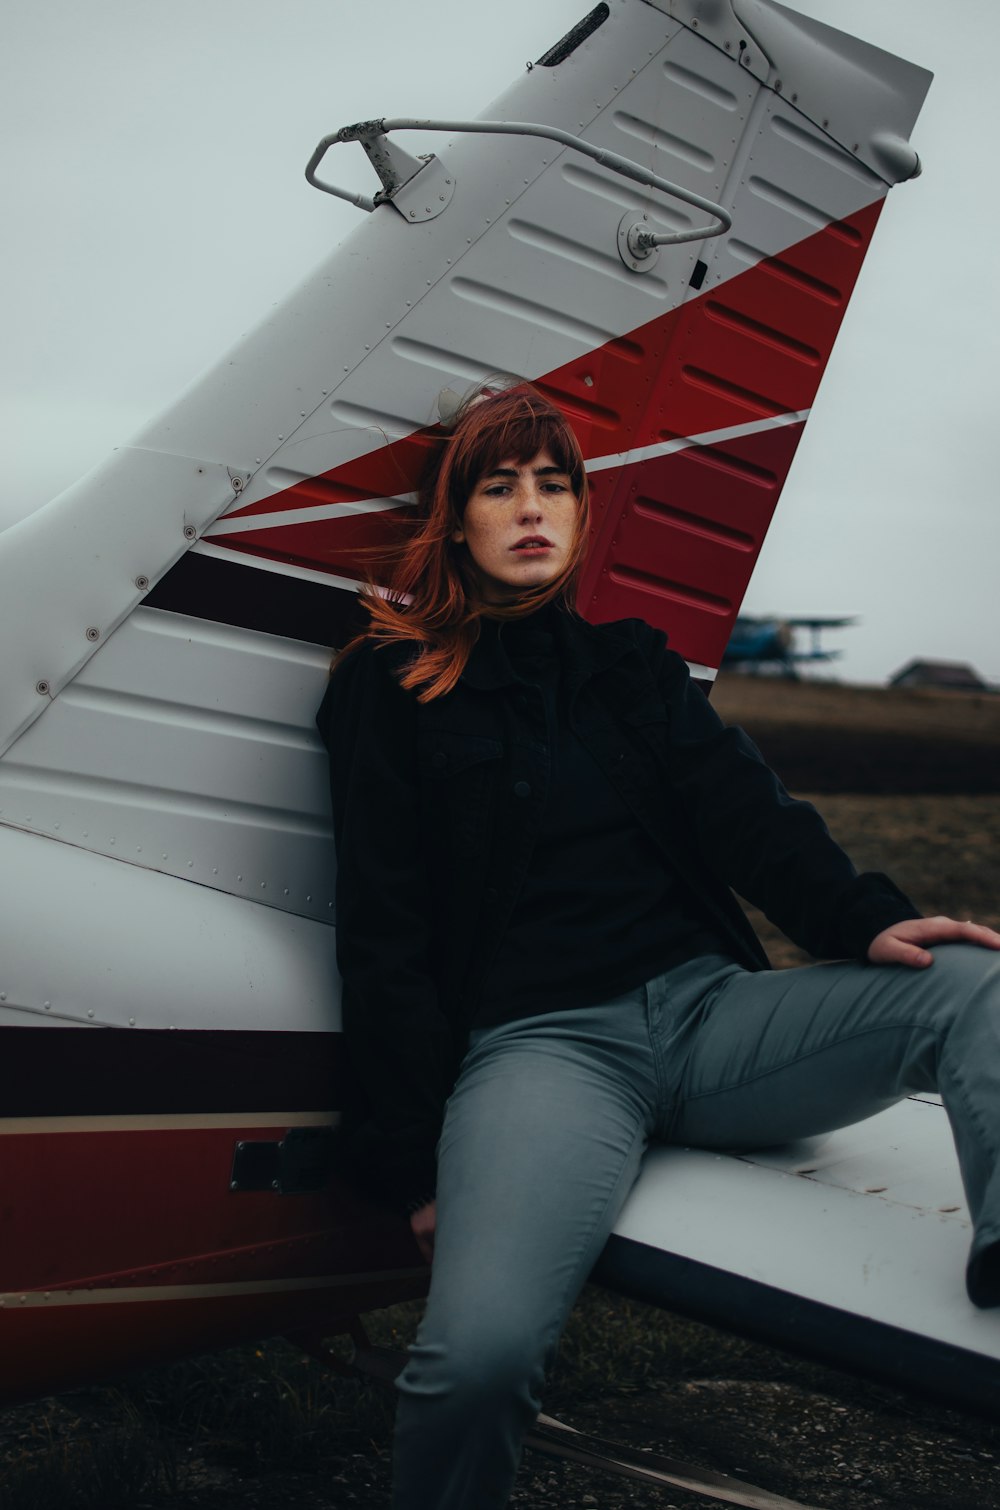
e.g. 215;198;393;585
316;642;455;1211
634;622;921;961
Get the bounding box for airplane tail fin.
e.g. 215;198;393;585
0;0;931;916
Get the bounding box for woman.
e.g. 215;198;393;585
317;383;1000;1510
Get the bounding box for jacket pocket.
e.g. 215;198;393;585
621;697;671;762
418;730;504;859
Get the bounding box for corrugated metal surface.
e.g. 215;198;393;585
0;611;336;921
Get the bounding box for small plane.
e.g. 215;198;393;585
722;614;858;675
2;0;997;1499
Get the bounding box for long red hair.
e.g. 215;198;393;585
344;384;591;701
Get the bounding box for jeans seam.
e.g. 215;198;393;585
941;1041;999;1174
546;1122;648;1355
680;1020;947;1103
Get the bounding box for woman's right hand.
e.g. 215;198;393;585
410;1200;437;1265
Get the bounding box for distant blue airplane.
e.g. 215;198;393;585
722;615;858;676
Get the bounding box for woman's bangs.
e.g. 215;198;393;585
453;406;584;505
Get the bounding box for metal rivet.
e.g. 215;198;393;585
128;1017;135;1026
260;881;266;889
35;680;50;696
86;627;100;642
183;524;197;540
135;575;149;591
0;993;6;1002
237;874;243;882
44;1001;51;1010
230;1181;239;1191
87;1009;94;1018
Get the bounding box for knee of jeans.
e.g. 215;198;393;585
936;945;1000;1041
397;1322;548;1414
929;945;1000;1013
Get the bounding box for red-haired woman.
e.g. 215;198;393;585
317;383;1000;1510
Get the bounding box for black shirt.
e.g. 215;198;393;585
476;613;724;1025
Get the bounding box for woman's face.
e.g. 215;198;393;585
452;447;580;603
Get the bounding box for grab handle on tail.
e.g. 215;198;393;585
306;117;732;252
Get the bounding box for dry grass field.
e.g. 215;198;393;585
2;676;999;1510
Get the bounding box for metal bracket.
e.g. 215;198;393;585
305;117;731;256
229;1126;336;1194
618;210;662;275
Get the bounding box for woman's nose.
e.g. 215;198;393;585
517;484;544;519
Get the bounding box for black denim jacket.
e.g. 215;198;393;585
316;608;918;1210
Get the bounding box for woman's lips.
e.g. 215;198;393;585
511;536;554;552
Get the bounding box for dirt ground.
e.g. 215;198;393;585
711;675;1000;796
3;676;999;1510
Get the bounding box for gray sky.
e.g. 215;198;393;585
3;0;998;685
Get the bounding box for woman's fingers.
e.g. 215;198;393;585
409;1199;437;1265
868;916;1000;968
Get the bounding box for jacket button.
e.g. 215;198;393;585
513;780;532;798
431;751;447;771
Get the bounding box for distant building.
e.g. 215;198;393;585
889;659;990;692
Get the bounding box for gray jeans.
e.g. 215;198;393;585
393;944;1000;1510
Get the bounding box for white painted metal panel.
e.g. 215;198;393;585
0;825;338;1032
0;611;336;921
611;1097;1000;1358
0;454;242;758
659;0;929;182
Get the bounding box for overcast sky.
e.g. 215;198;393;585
3;0;998;685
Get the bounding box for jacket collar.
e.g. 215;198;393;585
459;604;635;693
